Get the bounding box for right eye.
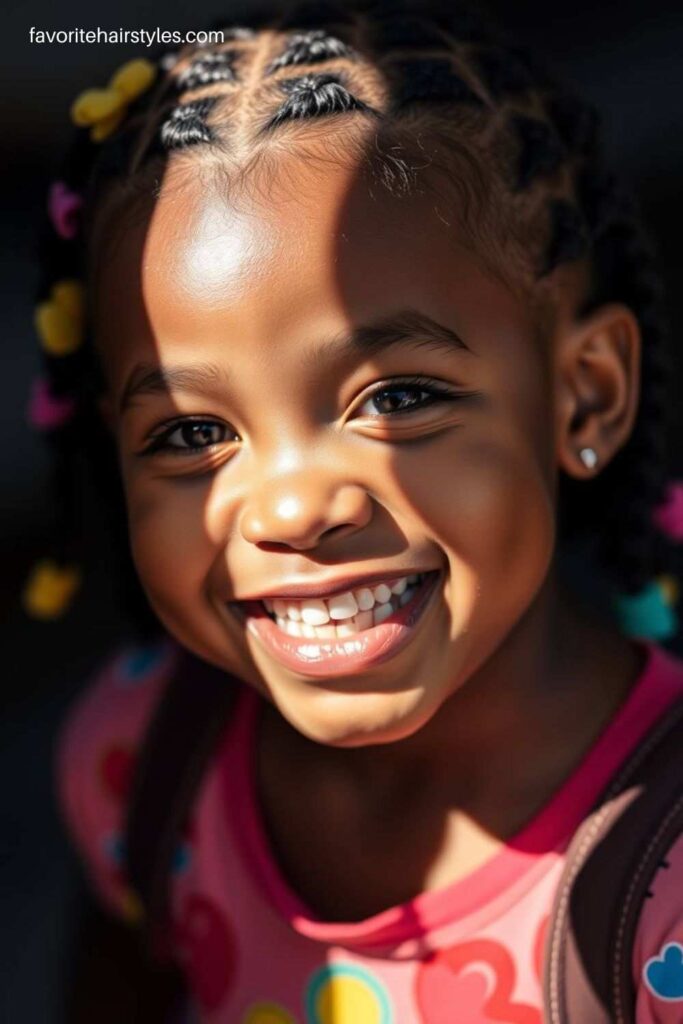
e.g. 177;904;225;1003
141;418;239;457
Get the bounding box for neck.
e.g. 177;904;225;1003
326;570;643;818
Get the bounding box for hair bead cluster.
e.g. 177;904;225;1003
34;280;86;357
654;483;683;542
70;58;157;141
48;181;83;240
22;0;682;644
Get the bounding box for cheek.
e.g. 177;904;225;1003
390;428;555;594
124;480;216;608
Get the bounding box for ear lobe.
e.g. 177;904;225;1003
555;302;641;479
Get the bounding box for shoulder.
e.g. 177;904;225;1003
633;831;683;1022
54;636;181;922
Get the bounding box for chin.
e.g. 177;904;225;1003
274;683;433;749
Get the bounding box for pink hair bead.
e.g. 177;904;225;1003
653;481;683;542
48;181;83;240
27;377;76;430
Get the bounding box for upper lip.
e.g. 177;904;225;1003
232;568;440;602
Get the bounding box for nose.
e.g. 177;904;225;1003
238;470;373;551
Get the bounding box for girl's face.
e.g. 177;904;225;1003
95;151;560;747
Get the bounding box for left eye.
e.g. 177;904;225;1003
356;382;453;417
143;419;236;455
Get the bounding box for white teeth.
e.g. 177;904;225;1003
300;599;330;626
263;573;429;635
327;591;358;620
373;601;394;625
300;644;321;657
336;621;359;637
355;609;373;631
355;588;375;611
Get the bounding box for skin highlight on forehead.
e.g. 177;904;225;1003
93;146;549;425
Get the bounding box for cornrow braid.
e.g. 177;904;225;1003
470;45;533;100
369;15;451;50
263;72;379;131
387;57;485;109
511;115;566;191
266;29;356;74
174;51;240;90
159;97;219;149
25;0;680;644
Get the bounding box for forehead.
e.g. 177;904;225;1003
93;149;538;391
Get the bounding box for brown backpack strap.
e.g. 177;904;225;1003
123;648;239;963
543;695;683;1024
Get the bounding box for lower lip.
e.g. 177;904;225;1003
235;572;441;678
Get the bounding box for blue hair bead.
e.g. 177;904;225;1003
171;842;192;874
615;580;679;641
116;641;167;685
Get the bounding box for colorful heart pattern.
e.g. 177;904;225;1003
643;942;683;1001
416;939;541;1024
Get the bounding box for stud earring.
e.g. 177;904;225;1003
579;447;598;470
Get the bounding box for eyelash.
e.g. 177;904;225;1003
138;376;468;458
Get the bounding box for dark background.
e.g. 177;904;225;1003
2;1;682;1020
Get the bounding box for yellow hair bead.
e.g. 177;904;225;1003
657;574;679;606
50;280;84;319
22;560;81;619
119;886;145;926
70;87;122;127
70;58;157;141
90;108;126;143
109;58;157;101
34;279;85;356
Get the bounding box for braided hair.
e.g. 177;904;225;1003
24;0;682;644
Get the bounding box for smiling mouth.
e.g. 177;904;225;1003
229;570;441;678
261;571;427;639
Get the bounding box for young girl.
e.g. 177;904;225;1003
24;1;683;1020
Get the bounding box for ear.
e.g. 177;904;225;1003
555;302;641;479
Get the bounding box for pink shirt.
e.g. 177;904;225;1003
56;638;683;1023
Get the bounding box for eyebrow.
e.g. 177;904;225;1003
118;308;472;415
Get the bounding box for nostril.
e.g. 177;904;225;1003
252;524;355;553
251;540;304;553
321;523;353;540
